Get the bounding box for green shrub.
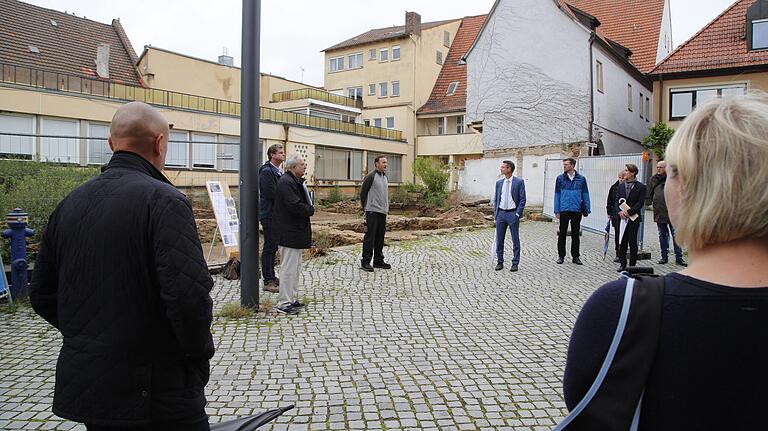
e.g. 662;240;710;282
413;157;450;208
0;161;99;262
642;122;675;160
325;185;343;204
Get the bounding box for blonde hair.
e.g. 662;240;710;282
665;91;768;249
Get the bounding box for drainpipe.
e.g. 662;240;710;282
412;34;418;183
588;34;595;149
658;74;664;124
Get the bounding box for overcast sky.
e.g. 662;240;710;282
26;0;735;87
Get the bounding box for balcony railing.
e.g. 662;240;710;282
0;63;402;141
260;107;403;141
271;87;363;109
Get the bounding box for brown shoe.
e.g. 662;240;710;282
263;280;279;293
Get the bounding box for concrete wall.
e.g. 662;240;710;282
416;132;482;156
466;0;592;150
592;43;652;154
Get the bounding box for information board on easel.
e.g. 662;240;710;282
206;181;240;259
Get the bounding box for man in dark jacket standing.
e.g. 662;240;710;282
606;170;624;262
30;102;214;430
554;158;591;265
359;155;391;272
259;144;285;293
616;163;647;271
647;161;686;266
272;153;315;315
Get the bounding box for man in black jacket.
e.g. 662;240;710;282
30;102;214;431
272;153;315;315
647;161;686;266
259;144;285;293
616;163;647;271
606;170;624;262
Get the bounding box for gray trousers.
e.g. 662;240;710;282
278;246;302;307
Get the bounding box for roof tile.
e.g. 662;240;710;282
324;19;460;52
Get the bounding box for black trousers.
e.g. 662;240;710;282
619;219;641;267
362;211;386;264
261;218;278;282
612;218;621;256
558;211;582;258
86;418;209;431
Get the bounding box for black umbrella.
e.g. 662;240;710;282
210;405;294;431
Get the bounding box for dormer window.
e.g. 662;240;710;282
446;81;459;95
752;18;768;49
746;0;768;51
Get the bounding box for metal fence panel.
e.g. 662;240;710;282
542;154;650;248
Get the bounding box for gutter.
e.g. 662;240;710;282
588;34;595;145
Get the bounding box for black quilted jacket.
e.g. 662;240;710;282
30;151;214;426
272;171;314;249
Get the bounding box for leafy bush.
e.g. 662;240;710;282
413;157;450;208
642;122;675;160
325;185;344;204
390;183;425;207
0;161;99;262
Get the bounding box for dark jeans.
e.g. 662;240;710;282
362;211;387;264
261;218;278;282
86;418;209;431
657;222;683;260
619;219;641;267
558;211;582;258
495;210;521;265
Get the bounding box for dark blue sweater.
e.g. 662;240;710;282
563;273;768;430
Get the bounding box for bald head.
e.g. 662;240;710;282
109;102;169;170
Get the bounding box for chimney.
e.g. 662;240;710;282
95;43;110;79
405;11;421;37
218;47;234;66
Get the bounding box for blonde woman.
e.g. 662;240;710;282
560;92;768;429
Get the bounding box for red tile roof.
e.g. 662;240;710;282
323;19;460;52
417;15;487;115
651;0;768;75
565;0;667;72
0;0;142;86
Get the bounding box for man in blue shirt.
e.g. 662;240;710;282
493;160;526;272
554;158;591;265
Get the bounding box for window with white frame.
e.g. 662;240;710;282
669;85;747;120
87;122;112;165
368;83;376;96
386;117;395;129
348;52;363;69
315;146;363;180
192;132;217;169
364;119;371;127
436;51;443;65
379;82;388;97
437;117;445;135
392;81;400;97
329;56;344;72
367;153;402;182
596;61;604;93
166;130;189;168
374;118;382;128
40;117;78;163
380;48;389;62
0;114;34;160
348;86;364;100
456;115;465;134
447;81;459;96
645;96;651;122
392;45;400;60
219;135;239;171
443;30;450;47
369;49;377;61
639;93;644;119
752;18;768;50
627;84;633;111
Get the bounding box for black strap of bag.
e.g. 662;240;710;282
554;274;665;431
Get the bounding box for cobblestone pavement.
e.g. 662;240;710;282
1;221;678;430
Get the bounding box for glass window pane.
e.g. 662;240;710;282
671;92;693;118
219;135;240;171
721;86;745;99
753;20;768;50
192;133;216;169
0;114;34;159
350;151;363;180
166;130;189;168
40;118;78;163
88;123;112;164
696;89;718;107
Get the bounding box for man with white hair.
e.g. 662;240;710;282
271;153;314;315
647;160;686;266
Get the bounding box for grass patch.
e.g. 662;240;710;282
218;302;254;319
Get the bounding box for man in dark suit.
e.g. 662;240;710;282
493;160;527;272
616;163;647;271
259;144;285;293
